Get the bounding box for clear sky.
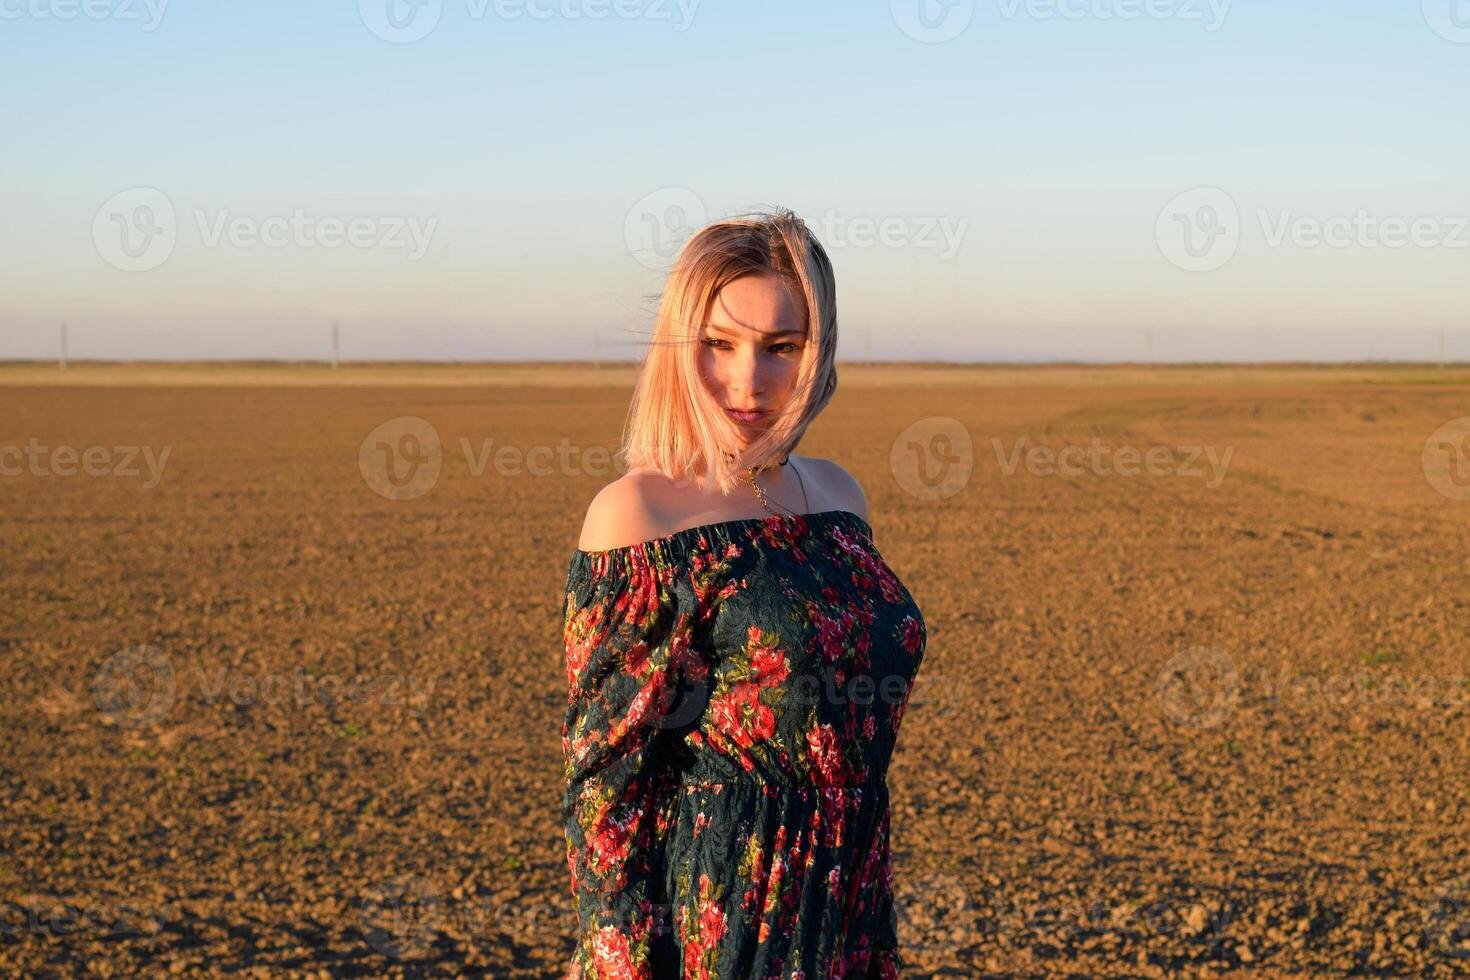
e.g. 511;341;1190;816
3;0;1468;362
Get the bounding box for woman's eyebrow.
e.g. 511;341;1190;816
705;323;805;340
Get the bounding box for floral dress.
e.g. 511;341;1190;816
560;509;927;979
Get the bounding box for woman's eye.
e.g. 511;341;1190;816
701;338;798;353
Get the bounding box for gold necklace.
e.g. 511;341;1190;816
740;458;808;517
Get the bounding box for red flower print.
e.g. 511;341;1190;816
589;925;638;980
805;722;850;786
668;623;707;682
679;874;727;980
751;646;790;685
829;526;867;560
711;681;775;747
818;786;849;847
900;615;924;656
624;638;652;676
614;670;668;737
809;609;847;665
562;508;924;980
564;602;608;690
746;628;791;686
757;513;807;548
587;800;636;877
698;897;728;947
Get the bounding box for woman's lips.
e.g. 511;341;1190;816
725;408;767;424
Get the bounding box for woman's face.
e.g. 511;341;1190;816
698;273;808;447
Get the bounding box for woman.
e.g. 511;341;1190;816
561;208;927;978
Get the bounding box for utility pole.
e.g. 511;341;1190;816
331;320;340;369
592;330;600;369
1439;326;1446;370
1146;328;1155;366
59;321;68;371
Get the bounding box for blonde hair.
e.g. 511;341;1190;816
621;207;839;497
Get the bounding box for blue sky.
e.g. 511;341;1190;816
3;0;1468;361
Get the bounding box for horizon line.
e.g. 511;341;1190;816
5;358;1470;369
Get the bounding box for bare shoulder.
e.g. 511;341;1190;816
794;455;869;523
576;470;672;552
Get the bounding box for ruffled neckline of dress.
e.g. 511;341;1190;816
570;509;871;560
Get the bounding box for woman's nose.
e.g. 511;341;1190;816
730;351;764;396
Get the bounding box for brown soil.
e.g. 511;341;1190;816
2;365;1468;977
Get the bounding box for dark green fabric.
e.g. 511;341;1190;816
561;510;926;978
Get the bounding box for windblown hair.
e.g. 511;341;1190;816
622;207;838;496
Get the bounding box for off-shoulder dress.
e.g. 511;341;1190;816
560;509;927;979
